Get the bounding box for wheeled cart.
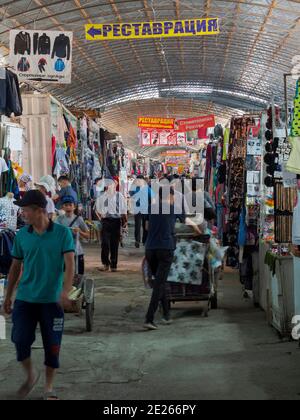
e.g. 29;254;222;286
166;233;219;317
65;275;95;332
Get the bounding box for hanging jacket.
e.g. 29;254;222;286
33;33;39;55
14;31;31;55
51;34;71;60
0;230;16;275
5;70;23;117
0;68;6;114
238;207;247;247
34;32;51;55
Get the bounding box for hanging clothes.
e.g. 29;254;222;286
0;229;16;275
292;190;300;245
0;69;23;117
53;147;70;177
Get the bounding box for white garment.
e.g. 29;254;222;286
92;156;102;180
292;191;300;245
46;196;55;215
0;157;8;174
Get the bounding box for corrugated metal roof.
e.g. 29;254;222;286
1;0;300;156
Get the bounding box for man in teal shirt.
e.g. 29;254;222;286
3;190;75;400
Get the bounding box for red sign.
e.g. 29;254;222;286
175;115;215;132
140;128;186;147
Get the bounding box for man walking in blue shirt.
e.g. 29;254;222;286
3;190;75;400
143;187;185;330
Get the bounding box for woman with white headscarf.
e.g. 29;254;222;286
18;174;32;199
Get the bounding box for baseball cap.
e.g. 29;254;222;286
14;190;47;208
61;195;76;205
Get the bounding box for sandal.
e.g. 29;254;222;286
43;391;59;400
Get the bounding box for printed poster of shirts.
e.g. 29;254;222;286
10;30;73;84
246;171;260;185
247;138;262;156
247;184;261;197
282;166;297;188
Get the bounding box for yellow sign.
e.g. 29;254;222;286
86;18;219;41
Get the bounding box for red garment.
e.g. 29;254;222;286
198;127;208;139
249;120;261;138
19;190;26;199
113;176;120;192
51;135;56;168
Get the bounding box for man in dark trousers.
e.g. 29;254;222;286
144;185;202;330
130;175;153;248
96;179;127;272
143;187;180;330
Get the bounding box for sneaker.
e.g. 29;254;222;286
111;268;117;272
143;322;158;331
161;318;172;325
135;242;140;248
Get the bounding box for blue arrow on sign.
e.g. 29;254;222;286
87;26;102;38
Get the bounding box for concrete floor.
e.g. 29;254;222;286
1;242;300;400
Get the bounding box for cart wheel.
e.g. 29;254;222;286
86;299;95;332
210;294;218;310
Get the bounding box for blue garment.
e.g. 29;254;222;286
145;206;185;250
238;207;247;246
11;221;75;303
216;204;224;241
12;300;64;369
55;58;65;72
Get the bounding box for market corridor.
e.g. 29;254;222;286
1;243;300;401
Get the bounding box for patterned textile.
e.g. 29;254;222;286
167;240;207;285
0;196;18;230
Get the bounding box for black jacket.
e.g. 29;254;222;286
1;70;23;117
33;33;51;55
0;68;6;113
51;34;71;60
14;31;31;55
